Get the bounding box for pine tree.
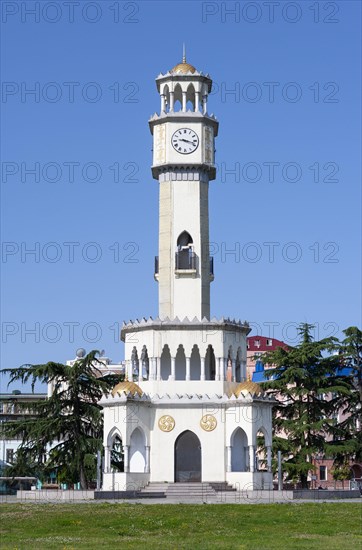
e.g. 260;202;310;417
262;323;354;489
1;351;123;489
327;327;362;465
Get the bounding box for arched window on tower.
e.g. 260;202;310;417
176;231;195;270
177;231;193;249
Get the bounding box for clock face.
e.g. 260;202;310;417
172;128;199;154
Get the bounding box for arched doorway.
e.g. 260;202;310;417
174;430;201;482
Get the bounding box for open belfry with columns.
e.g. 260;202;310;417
100;52;274;493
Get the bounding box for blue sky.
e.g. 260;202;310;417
1;0;361;391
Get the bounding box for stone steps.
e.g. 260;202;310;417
209;482;236;493
139;482;236;499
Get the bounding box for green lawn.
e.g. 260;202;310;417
1;502;361;549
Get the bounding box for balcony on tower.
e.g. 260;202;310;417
175;247;197;277
154;252;214;281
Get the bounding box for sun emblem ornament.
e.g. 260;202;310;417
200;414;217;431
158;415;175;432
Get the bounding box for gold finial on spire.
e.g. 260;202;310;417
182;43;186;63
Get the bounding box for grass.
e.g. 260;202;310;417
0;502;361;549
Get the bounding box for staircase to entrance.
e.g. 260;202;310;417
139;482;236;499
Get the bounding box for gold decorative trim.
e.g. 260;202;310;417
200;414;217;432
158;415;175;432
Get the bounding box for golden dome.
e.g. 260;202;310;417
112;381;143;397
234;381;264;397
170;62;196;74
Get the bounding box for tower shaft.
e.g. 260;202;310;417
158;172;211;320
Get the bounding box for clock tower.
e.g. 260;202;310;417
149;52;219;321
100;54;274;496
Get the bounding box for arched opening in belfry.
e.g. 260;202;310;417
190;345;201;380
140;345;149;380
175;345;186;381
160;345;171;380
163;84;170;112
173;84;182;112
186;83;195;111
175;430;201;482
129;427;146;473
131;346;139;378
205;345;216;380
231;427;248;472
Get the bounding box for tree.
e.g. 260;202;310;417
4;446;43;480
331;463;351;489
1;351;123;489
340;326;362;399
328;327;362;465
262;323;354;489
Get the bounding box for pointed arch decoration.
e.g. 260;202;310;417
160;344;171;380
190;344;201;380
175;344;186;380
205;345;216;380
177;230;193;248
129;427;146;473
140;345;149;380
231;427;248;472
131;346;139;378
173;83;182;112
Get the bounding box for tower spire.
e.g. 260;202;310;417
182;43;186;63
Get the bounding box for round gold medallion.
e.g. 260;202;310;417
200;414;217;432
158;415;175;432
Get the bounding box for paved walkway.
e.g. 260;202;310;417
1;494;361;505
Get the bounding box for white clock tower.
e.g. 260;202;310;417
99;54;274;496
150;52;218;321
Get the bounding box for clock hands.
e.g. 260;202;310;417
179;138;194;144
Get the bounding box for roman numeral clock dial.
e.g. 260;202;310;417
172;128;199;154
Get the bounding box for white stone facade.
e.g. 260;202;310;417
100;384;273;491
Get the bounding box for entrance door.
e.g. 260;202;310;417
174;430;201;482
